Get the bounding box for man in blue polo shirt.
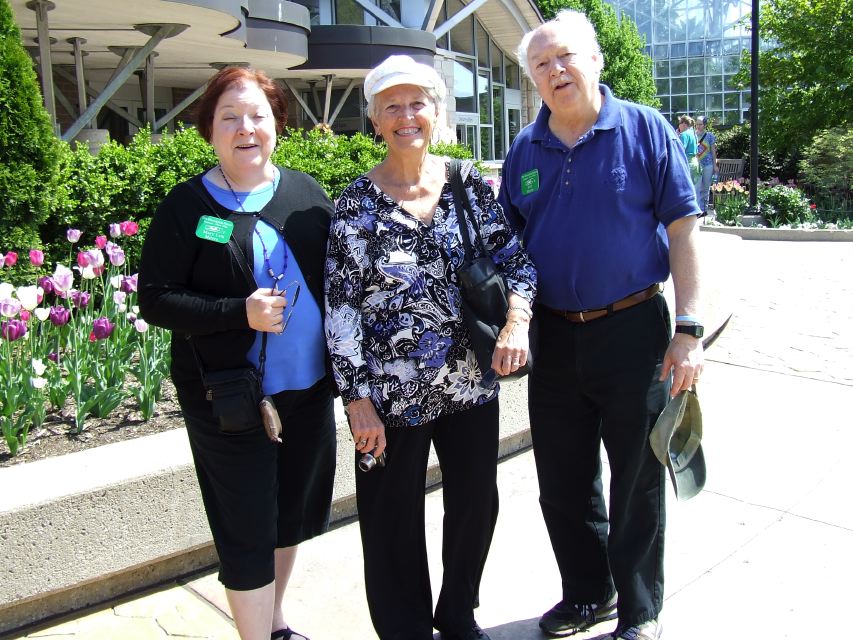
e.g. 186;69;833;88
498;10;704;640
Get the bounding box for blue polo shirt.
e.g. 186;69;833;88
498;84;699;311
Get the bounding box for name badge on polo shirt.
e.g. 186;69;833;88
195;215;233;244
521;169;540;195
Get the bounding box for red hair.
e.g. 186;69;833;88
195;67;288;142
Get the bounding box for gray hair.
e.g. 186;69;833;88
517;9;603;79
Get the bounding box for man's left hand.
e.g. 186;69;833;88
660;333;704;396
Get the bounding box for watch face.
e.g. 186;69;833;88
676;324;704;338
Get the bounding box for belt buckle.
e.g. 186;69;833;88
577;311;586;323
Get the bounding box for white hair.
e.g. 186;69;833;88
517;9;604;79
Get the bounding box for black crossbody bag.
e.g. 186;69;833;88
449;159;532;387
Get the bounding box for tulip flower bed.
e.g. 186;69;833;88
0;225;172;458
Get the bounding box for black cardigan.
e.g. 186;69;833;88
138;167;334;409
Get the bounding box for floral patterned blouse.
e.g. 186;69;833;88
324;163;537;428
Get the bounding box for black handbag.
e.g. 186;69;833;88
449;159;532;387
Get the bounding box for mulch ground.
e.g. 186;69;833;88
0;379;184;467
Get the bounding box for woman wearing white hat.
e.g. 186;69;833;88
324;55;536;640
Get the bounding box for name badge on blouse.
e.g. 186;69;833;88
521;169;540;195
195;215;233;244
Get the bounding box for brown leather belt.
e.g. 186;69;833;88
541;283;662;323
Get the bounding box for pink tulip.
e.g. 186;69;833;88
29;249;45;266
52;265;74;294
109;248;126;267
20;309;31;321
95;235;108;249
76;251;89;268
120;220;139;236
4;252;17;267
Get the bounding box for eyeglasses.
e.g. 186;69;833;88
276;281;301;334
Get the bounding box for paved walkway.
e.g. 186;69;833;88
10;239;853;640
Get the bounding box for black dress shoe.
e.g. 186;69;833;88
440;623;492;640
539;594;618;637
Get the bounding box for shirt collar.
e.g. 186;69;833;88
531;83;622;143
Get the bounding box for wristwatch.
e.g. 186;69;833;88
675;324;705;338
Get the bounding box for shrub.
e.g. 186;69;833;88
0;0;60;270
757;184;814;227
799;126;853;202
714;123;799;183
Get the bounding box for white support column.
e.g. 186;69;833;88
322;74;335;124
68;37;88;124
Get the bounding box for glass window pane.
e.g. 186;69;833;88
491;42;502;83
707;93;722;110
507;108;521;145
689;94;706;113
658;95;671;112
476;22;489;68
670;42;686;58
688;41;704;57
671;59;687;76
705;39;721;56
656;78;670;94
480;126;494;161
505;60;519;89
723;38;742;55
655;60;670;77
725;92;740;109
724;74;741;90
723;56;741;74
479;72;490;124
672;77;687;94
654;17;670;41
688;76;705;92
672;0;687;40
654;44;669;59
672;95;688;113
688;59;704;75
454;59;476;113
707;75;723;91
335;0;365;25
706;56;723;75
493;86;504;159
449;0;474;56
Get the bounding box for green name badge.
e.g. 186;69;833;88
195;215;233;244
521;169;540;195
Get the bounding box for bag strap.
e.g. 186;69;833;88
698;132;707;145
449;159;486;265
185;176;269;380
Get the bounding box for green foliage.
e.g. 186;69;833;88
0;0;60;259
757;184;814;227
735;0;853;155
273;128;386;199
713;193;748;226
535;0;659;107
799;126;853;195
714;123;799;182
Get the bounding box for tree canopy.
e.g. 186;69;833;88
736;0;853;154
535;0;659;107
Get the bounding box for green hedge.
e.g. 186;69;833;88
16;126;473;273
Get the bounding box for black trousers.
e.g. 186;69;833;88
356;399;500;640
529;294;671;630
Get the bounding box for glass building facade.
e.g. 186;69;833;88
608;0;752;126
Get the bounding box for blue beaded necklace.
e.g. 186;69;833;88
218;165;288;292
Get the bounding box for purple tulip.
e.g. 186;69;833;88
121;274;138;294
71;290;91;309
52;265;74;294
90;317;114;340
109;223;122;238
48;351;59;362
1;319;27;341
0;298;22;318
38;276;54;296
49;306;71;327
109;248;126;267
67;229;82;243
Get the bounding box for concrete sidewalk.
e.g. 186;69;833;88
9;239;853;639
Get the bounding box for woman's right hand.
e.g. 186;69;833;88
246;288;288;333
348;397;386;457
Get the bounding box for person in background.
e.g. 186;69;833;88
677;114;703;201
499;10;703;640
694;115;719;215
139;66;336;640
324;54;536;640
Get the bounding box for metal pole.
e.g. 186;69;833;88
68;38;88;124
749;0;759;209
26;0;57;133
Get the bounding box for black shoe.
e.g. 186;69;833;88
538;594;618;637
440;623;492;640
